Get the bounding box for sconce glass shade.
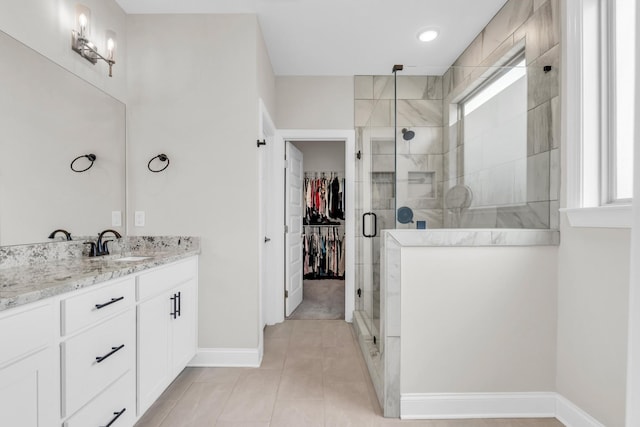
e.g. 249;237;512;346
75;5;91;39
106;30;116;61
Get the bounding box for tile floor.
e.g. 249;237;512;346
135;320;565;427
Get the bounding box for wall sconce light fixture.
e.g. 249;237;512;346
71;5;116;77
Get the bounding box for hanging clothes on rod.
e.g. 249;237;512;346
303;225;345;279
304;172;345;225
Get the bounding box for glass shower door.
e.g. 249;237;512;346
355;75;396;348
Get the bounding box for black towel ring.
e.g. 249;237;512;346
148;153;170;173
70;154;96;173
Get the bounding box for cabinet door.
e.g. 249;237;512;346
137;292;171;415
0;347;57;427
170;279;197;377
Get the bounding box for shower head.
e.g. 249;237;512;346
401;128;415;141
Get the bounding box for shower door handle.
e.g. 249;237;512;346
362;212;377;238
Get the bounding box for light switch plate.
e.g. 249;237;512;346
135;211;145;227
111;211;122;227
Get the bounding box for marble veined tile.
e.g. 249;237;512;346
355;99;393;127
426;76;443;100
397;127;443;155
395;76;443;100
491;227;559;245
528;44;560;109
483;0;533;60
527;151;550;202
373;76;394;100
371;138;394;155
534;0;548;11
496;203;549;229
521;0;560;64
549;148;560;201
528;100;552;155
386;228;559;247
550;200;560;229
453;34;484;86
551;96;560;149
354;76;373;100
442;69;454;99
355;100;374;127
396;100;442;127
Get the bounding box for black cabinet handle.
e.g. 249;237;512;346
95;344;125;363
363;212;378;238
100;408;126;427
170;294;177;319
95;296;124;310
176;291;181;317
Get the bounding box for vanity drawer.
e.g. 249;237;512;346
64;370;135;427
137;257;197;301
0;302;53;367
62;309;135;417
61;277;135;336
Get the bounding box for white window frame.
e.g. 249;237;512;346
562;0;634;228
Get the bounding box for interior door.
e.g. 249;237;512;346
285;142;304;316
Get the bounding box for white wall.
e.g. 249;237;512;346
556;1;632;425
0;0;127;102
127;14;268;350
276;76;354;129
291;140;345;173
556;224;630;427
401;246;558;393
257;24;276;118
626;4;640;424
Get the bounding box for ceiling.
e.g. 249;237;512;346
114;0;508;76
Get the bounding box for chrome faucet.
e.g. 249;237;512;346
85;229;122;257
48;229;72;241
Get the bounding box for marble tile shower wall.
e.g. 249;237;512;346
354;76;444;315
442;0;561;229
354;75;445;232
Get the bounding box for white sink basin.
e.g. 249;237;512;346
114;256;152;262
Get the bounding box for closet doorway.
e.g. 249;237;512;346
286;140;347;320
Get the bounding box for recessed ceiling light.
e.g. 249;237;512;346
417;29;439;42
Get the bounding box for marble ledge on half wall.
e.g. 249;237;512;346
384;229;560;247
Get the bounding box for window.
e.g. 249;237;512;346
460;55;527;208
564;0;635;227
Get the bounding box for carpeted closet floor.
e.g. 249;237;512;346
287;280;345;320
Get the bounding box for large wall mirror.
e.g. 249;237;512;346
0;30;126;246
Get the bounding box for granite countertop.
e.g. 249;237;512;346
0;236;200;312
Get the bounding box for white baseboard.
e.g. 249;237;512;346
188;347;261;367
555;395;605;427
400;392;557;420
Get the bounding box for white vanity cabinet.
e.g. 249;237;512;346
0;254;198;426
137;257;198;415
60;276;136;425
0;302;58;427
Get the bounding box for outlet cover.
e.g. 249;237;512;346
111;211;122;227
135;211;145;227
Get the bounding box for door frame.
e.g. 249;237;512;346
258;99;277;360
269;129;356;324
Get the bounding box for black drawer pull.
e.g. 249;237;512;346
95;296;124;310
95;344;125;363
170;294;177;319
100;408;126;427
176;291;181;317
